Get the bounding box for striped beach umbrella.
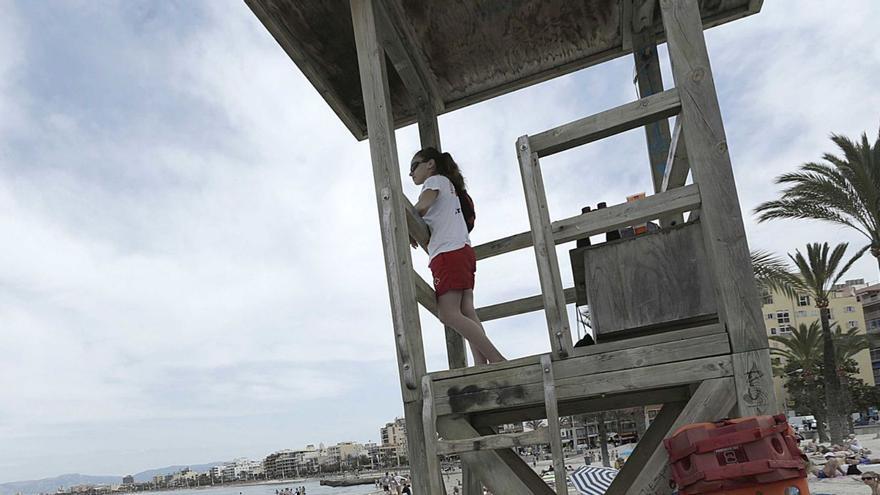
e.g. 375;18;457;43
570;465;618;495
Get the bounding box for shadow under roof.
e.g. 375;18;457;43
246;0;761;140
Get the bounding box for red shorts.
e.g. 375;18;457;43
429;245;476;297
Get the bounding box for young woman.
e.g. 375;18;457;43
408;147;505;365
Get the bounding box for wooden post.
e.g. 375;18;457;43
422;377;444;495
541;355;568;494
658;0;775;416
517;137;573;359
626;377;737;495
350;1;430;493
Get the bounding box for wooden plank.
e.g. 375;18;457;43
431;323;722;382
476;287;576;322
732;349;777;416
470;386;691;428
631;23;671;194
576;222;717;337
462;467;481;495
414;273;438;317
626;377;737;495
571;323;723;357
541;355;568;495
658;0;775;415
434;355;733;416
421;377;444;495
436;427;550;456
374;0;441;114
659;0;769;355
530;89;680;158
405;200;430;251
517;141;572;359
376;0;443;113
661;116;690;192
351;2;429;493
605;401;686;495
474;183;702;260
244;0;368;139
437;417;555;495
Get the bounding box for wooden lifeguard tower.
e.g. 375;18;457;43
246;1;776;493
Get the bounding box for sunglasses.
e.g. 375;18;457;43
863;477;878;481
410;160;427;173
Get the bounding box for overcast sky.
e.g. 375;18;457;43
2;0;879;483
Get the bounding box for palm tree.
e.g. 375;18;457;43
752;250;799;298
755;127;880;273
770;322;828;440
788;242;865;444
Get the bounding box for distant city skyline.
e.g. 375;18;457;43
2;0;879;482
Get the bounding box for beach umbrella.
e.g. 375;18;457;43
570;465;618;495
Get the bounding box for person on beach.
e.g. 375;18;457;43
409;147;505;365
862;471;880;494
381;472;391;493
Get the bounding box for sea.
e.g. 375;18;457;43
145;480;376;495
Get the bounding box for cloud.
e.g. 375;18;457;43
2;0;879;482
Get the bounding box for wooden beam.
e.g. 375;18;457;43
436;427;550;456
432;323;723;382
529;89;680;158
625;377;737;495
660;116;690;192
631;12;671;195
421;377;444;495
434;354;734;416
350;2;430;493
659;0;775;415
474;183;701;260
471;386;691;428
405;200;430;251
541;355;568;494
731;349;776;416
244;0;368;139
375;0;443;113
517;140;572;359
476;287;576;322
437;416;555;495
414;272;438;317
605;400;686;495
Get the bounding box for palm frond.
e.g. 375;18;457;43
751;250;801;298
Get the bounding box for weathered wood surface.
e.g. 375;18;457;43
351;2;429;493
474;183;701;261
434;354;733;416
517;141;572;359
248;0;761;140
541;355;568;494
471;386;691;428
432;323;724;382
576;222;717;337
661;116;690;192
476;287;576;322
625;377;737;495
375;0;443;113
632;31;672;194
529;89;680;157
659;0;776;415
421;377;444;495
437;416;554;495
605;401;686;495
436;427;550;456
732;349;776;416
434;332;729;400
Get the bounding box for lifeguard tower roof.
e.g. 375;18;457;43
245;0;759;140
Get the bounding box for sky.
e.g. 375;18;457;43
1;0;879;483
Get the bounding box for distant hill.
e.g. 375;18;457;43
0;462;227;495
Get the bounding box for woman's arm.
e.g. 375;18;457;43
414;189;439;216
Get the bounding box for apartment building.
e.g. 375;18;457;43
855;282;880;386
762;283;874;413
380;417;408;459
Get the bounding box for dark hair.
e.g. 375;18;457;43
414;147;467;195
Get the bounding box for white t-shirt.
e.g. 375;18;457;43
421;175;471;260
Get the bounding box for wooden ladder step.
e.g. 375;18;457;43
436;427;551;455
529;89;681;157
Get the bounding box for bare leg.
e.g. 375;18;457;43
461;289;492;365
438;290;505;364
